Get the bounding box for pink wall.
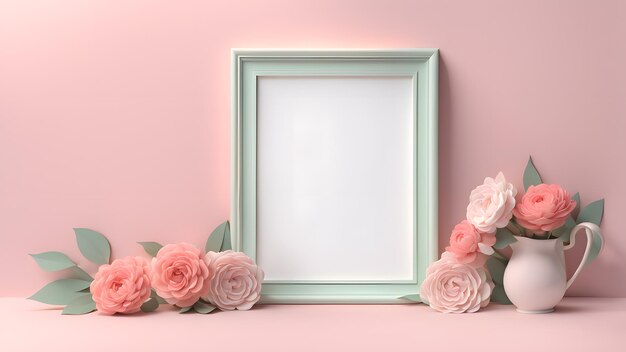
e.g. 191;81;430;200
1;0;624;297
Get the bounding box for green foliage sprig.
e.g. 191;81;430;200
29;222;232;315
28;229;110;314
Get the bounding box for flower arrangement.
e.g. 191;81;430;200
417;157;605;313
29;221;264;315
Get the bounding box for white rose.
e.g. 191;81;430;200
202;250;264;311
466;172;517;233
420;253;494;313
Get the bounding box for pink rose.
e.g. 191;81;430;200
202;250;264;311
466;172;517;233
89;256;151;315
512;184;576;234
445;220;495;266
151;243;210;307
420;253;494;313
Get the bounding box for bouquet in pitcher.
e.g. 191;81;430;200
417;157;605;313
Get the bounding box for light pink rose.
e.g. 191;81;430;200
512;184;577;234
202;250;264;311
445;220;495;266
466;172;517;233
151;243;210;307
89;256;151;315
420;253;494;313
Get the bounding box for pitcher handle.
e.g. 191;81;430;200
563;222;602;290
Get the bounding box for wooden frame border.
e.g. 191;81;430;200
231;49;438;303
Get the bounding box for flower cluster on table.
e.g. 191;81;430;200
29;221;264;315
417;157;604;313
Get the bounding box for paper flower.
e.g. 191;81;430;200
151;243;210;307
89;256;151;315
203;250;264;311
445;220;495;266
513;184;576;234
466;172;517;233
420;253;494;313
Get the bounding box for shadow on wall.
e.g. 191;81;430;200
436;53;453;254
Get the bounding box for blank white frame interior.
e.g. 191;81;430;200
256;76;415;282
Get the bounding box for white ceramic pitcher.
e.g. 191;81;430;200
503;222;602;313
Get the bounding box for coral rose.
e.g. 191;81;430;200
466;172;517;233
512;184;577;234
151;243;210;307
445;220;495;266
203;250;264;311
420;253;494;313
90;256;151;315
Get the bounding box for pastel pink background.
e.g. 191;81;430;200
0;0;624;297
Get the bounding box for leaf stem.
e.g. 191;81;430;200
506;223;522;236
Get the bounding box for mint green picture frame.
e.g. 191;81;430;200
231;49;438;303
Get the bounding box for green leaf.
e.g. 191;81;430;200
193;300;217;314
205;221;227;253
179;306;193;314
140;298;159;313
151;289;167;304
28;279;92;305
571;224;604;267
399;294;421;303
62;294;97;315
74;228;111;265
138;242;163;257
523;156;542;190
585;229;604;266
220;221;232;251
571;192;581;219
553;216;576;242
577;199;605;226
71;266;93;281
494;227;517;249
486;257;507;285
29;251;76;272
491;285;512;305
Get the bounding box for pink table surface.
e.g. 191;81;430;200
1;297;623;352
